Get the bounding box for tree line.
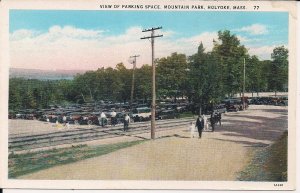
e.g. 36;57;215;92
9;30;288;111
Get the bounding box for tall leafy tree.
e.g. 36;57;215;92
213;30;248;97
189;42;226;113
246;56;261;96
188;42;209;113
115;63;131;103
156;52;188;102
269;46;288;96
135;64;152;103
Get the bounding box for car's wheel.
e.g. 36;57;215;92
87;120;92;125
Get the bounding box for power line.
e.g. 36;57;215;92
141;26;163;140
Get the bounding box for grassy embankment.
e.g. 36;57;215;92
238;131;288;181
9;140;146;178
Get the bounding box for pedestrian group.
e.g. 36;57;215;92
53;110;221;138
189;111;222;139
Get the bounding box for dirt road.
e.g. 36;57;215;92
19;105;288;180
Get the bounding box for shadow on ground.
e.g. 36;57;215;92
211;107;287;147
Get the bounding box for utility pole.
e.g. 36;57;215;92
141;26;163;140
130;55;140;109
243;58;246;110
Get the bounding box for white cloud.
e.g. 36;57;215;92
161;29;176;38
178;32;218;50
247;44;287;60
48;25;104;39
104;26;143;44
10;25;278;71
10;26;219;70
235;24;268;35
10;29;39;41
236;35;251;43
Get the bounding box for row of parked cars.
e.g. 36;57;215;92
131;107;180;122
9;103;131;125
8;101;191;125
221;98;249;112
9;96;288;125
248;96;288;106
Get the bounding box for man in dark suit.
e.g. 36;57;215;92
210;112;215;132
196;115;204;138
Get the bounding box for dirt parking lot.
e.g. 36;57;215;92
16;105;288;180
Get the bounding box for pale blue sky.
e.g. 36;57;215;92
9;10;289;70
10;10;288;46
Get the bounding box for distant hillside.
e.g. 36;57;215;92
9;68;86;80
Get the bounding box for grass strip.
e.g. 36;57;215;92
9;140;146;178
237;131;287;181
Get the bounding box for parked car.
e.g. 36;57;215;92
69;112;87;125
131;107;151;122
213;104;227;114
222;99;241;112
8;111;16;119
156;109;179;120
275;96;288;106
83;112;100;125
15;111;26;119
176;104;189;113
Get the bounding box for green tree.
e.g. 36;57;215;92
260;60;272;93
269;46;288;95
9;78;22;110
156;52;188;102
246;56;263;96
115;63;131;103
135;64;152;103
188;42;210;113
213;30;248;97
188;42;225;114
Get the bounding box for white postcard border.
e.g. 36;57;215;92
0;0;297;190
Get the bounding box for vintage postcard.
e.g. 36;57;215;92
0;0;297;190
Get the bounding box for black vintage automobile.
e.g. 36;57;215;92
222;99;241;112
156;109;179;120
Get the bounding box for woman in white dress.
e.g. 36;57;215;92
189;122;196;138
203;115;209;131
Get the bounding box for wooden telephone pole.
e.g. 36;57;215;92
243;58;246;110
141;27;163;140
130;55;140;109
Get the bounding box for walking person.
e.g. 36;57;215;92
62;115;67;126
124;114;130;132
203;114;209;131
217;112;222;126
210;112;215;132
111;110;117;126
188;122;196;138
99;112;107;127
196;115;204;138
